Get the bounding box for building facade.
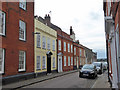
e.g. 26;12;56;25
34;16;57;75
103;1;120;88
1;1;34;84
57;29;74;72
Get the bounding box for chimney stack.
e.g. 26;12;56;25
70;26;73;35
44;14;51;27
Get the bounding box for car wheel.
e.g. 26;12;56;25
79;74;82;78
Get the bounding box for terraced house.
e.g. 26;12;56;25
103;1;120;88
34;15;57;76
1;1;34;84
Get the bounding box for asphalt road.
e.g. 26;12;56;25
22;72;98;88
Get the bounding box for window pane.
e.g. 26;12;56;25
19;20;26;41
0;10;5;35
19;51;25;71
19;0;26;10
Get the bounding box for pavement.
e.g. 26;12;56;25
91;70;111;89
2;70;111;89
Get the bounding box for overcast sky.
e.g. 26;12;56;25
35;0;106;59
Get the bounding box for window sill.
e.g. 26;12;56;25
36;69;41;71
42;68;46;70
19;38;26;42
18;69;26;73
37;46;41;48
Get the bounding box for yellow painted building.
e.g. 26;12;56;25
34;17;57;74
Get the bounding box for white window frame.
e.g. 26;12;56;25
42;36;46;49
71;57;73;65
47;37;50;50
36;56;41;70
58;40;61;51
68;56;70;66
42;56;46;69
37;34;41;48
80;49;82;56
19;20;26;41
19;51;26;72
64;56;66;66
74;57;76;65
71;45;73;53
0;10;6;36
19;0;26;10
53;40;55;51
68;43;70;52
64;42;66;51
53;57;55;68
0;48;5;73
74;48;76;55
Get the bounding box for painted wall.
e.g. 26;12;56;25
34;18;57;73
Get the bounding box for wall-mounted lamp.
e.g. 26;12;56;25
32;32;40;35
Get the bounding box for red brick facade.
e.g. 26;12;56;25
57;30;73;71
1;2;34;78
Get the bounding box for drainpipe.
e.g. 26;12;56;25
106;39;110;82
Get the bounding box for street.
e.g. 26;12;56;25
22;72;99;88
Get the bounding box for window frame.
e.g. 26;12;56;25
42;56;46;69
64;42;66;51
19;0;27;10
74;48;76;55
68;56;70;66
42;36;46;49
53;40;55;51
71;45;73;53
74;57;76;65
58;40;61;51
19;20;26;41
0;48;5;74
64;56;66;66
19;51;26;72
36;56;41;70
68;43;70;52
47;37;50;50
53;57;55;68
0;10;6;36
71;57;73;65
37;34;41;48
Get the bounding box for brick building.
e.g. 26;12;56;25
70;27;86;69
103;1;120;88
0;1;34;84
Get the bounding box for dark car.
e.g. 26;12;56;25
79;64;97;79
92;62;103;74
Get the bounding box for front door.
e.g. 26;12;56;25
47;55;51;73
58;56;62;72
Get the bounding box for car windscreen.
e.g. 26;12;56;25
82;65;94;70
93;63;101;67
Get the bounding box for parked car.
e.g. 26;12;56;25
79;64;97;79
92;62;103;74
102;62;107;70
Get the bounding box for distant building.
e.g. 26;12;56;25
103;1;120;89
70;27;86;69
1;1;34;84
34;16;57;76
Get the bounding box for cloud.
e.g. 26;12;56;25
35;0;106;59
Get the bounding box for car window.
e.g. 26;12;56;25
82;65;94;70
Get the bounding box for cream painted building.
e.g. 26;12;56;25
34;17;57;75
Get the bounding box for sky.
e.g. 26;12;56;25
35;0;106;59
